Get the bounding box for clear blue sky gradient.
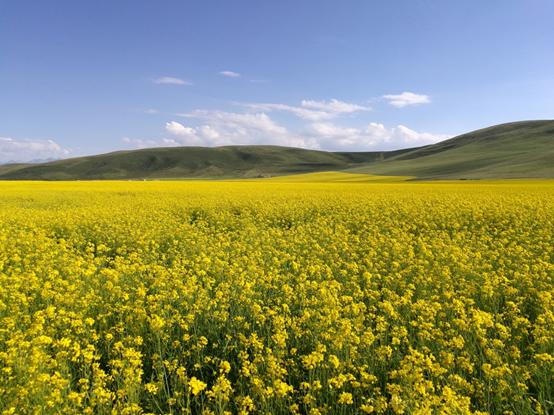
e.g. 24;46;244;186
1;0;553;158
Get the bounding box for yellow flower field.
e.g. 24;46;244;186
0;178;552;414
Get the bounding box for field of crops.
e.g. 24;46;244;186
0;178;553;415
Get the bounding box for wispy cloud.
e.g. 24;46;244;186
0;137;70;163
122;137;161;149
383;91;430;108
153;76;191;86
245;99;371;121
301;99;370;114
219;70;241;78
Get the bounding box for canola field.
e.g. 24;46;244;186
0;178;553;415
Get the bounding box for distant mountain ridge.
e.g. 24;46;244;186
0;120;552;180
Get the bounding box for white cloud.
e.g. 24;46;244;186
219;70;241;78
165;121;198;138
383;92;431;108
153;77;191;85
0;137;70;163
161;111;447;152
306;122;448;151
144;108;159;114
301;99;370;114
245;103;329;121
121;98;448;152
246;99;371;121
182;110;288;135
162;111;318;148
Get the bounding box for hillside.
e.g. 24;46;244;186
0;146;409;180
348;120;554;179
0;163;31;176
0;120;552;180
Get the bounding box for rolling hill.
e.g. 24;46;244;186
0;163;31;176
0;146;411;180
0;120;552;180
349;120;554;179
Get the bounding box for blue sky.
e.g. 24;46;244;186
1;0;553;162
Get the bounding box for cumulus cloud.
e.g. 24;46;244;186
0;137;70;163
157;111;447;152
164;111;316;148
122;97;447;152
246;99;371;121
219;70;241;78
305;122;448;151
153;76;191;85
383;92;431;108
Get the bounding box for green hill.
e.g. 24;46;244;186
0;120;552;180
0;163;31;176
0;146;408;180
348;120;554;179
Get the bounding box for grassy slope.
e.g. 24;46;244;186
0;163;31;175
349;120;554;179
0;146;403;180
